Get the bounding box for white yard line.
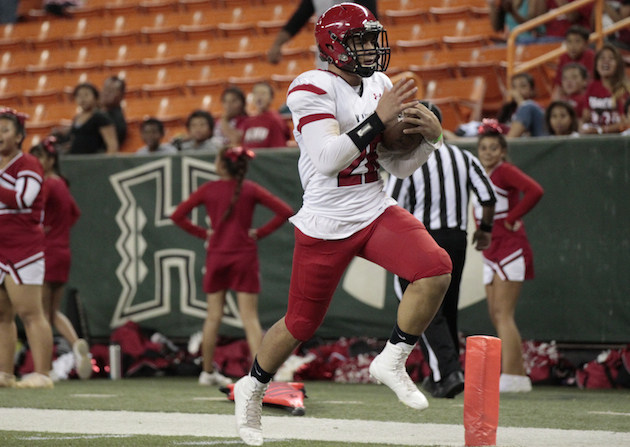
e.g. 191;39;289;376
1;408;630;447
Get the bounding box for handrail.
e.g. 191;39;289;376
506;0;606;81
511;17;630;78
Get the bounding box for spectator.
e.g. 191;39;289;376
171;146;293;387
0;0;19;24
28;137;91;381
544;100;580;136
101;76;128;148
175;110;223;153
542;0;593;40
67;83;118;155
552;62;588;115
0;108;54;389
552;25;595;97
580;43;630;134
604;0;630;52
240;82;291;150
473;120;544;394
268;0;377;67
214;86;248;149
489;0;546;44
135;118;177;155
498;73;549;137
386;102;496;399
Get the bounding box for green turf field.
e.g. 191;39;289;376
1;378;629;446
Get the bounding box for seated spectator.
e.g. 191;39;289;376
552;62;589;115
175;110;223;153
580;43;630;134
241;82;291;149
214;86;248;149
604;0;630;52
101;76;128;148
59;83;118;155
552;25;595;97
542;1;593;41
489;0;546;44
498;73;549;137
545;100;580;136
135;118;178;155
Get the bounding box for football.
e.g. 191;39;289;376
381;118;424;155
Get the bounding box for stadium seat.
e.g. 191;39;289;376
22;74;66;104
139;0;180;14
66;0;110;18
105;0;143;15
140;67;188;97
383;8;430;25
428;6;472;23
270;59;318;92
425;76;486;123
457;60;506;116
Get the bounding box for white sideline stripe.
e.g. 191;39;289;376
588;411;630;417
1;408;630;447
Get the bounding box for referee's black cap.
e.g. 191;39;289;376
419;100;442;124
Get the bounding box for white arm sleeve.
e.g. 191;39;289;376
377;138;442;179
16;175;42;209
299;118;363;177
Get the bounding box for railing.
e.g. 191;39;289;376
506;0;630;81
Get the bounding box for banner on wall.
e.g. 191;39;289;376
61;137;630;343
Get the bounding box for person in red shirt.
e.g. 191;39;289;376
240;82;291;149
214;86;248;149
580;43;630;134
171;146;293;387
552;25;594;92
473;120;544;394
0;109;54;389
543;0;593;40
552;62;588;116
29;137;91;381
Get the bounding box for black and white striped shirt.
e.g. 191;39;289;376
385;143;496;232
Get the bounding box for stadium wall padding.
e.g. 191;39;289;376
61;135;629;343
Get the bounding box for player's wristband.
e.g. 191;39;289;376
479;221;493;232
429;133;443;144
347;112;385;152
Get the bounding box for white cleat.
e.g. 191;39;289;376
199;370;232;387
499;373;532;393
73;339;92;380
369;341;429;410
15;372;54;389
234;375;268;446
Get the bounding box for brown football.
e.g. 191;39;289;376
381;119;424;155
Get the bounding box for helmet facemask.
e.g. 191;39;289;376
323;22;391;77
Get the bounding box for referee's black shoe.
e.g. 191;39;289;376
432;370;465;399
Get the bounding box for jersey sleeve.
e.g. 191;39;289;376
0;161;43;209
253;183;294;239
502;163;544;225
287;73;372;176
170;186;209;239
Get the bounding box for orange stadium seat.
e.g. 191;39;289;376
21;102;79;135
428;6;473;23
22;74;66;104
139;0;180;14
383;8;430;25
103;42;182;69
270;58;318;92
457;60;506;116
425;76;486;124
105;0;143;15
66;0;110;18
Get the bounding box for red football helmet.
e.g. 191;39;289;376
315;3;390;78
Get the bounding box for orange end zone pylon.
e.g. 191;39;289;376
222;381;307;416
464;335;501;447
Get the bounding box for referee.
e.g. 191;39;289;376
385;102;497;398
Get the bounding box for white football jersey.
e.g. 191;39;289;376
286;69;397;239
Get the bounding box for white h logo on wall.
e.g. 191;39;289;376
108;157;242;328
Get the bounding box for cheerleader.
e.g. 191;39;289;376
30;137;90;380
473;120;544;393
0;108;54;388
171;146;293;386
